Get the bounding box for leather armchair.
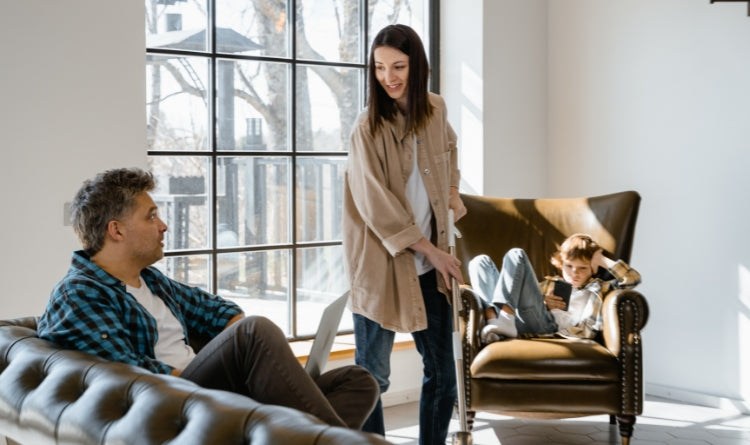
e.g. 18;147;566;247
454;191;649;445
0;317;390;445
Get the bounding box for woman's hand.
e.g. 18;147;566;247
411;238;464;290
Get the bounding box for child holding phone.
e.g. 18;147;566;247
467;233;641;343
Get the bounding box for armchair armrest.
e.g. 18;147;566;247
601;288;649;415
601;289;649;356
459;286;486;362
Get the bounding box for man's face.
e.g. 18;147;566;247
118;192;168;267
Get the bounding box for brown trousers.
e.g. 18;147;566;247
181;315;378;429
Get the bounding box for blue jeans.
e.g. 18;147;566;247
353;269;457;445
468;249;557;335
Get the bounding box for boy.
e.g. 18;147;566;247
468;233;641;343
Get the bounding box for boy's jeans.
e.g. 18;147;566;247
468;249;557;335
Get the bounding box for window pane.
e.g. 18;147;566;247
217;0;289;57
296;65;362;152
146;0;209;52
216;59;290;152
368;0;429;56
296;157;346;243
149;156;210;251
296;246;349;336
155;254;210;291
217;156;290;246
223;249;291;333
146;55;210;151
296;0;361;63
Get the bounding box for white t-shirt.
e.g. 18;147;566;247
551;287;598;332
127;277;196;370
405;136;434;275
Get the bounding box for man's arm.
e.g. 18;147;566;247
225;313;244;328
169;312;244;377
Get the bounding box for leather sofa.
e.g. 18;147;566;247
454;191;649;445
0;317;391;445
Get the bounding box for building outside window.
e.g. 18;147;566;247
145;0;436;339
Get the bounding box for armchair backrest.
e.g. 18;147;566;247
455;191;641;281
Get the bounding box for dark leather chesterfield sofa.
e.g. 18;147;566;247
0;317;391;445
454;191;648;445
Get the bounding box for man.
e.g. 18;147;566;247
38;167;377;430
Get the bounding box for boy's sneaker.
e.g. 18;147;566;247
480;312;517;344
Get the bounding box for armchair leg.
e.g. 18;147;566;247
616;415;636;445
609;414;616;425
467;410;476;431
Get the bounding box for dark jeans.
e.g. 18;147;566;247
354;269;457;445
181;315;378;429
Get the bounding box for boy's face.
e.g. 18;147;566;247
561;257;593;288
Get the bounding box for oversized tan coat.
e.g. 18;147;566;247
343;93;461;333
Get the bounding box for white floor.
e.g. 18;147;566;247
383;395;750;444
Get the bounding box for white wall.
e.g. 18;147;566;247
444;0;750;411
443;0;548;197
0;2;146;319
547;0;750;410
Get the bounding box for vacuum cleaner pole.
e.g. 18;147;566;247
448;209;472;445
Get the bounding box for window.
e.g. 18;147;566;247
145;0;436;339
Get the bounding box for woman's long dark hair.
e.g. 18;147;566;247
367;24;433;136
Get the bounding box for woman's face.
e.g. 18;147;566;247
373;45;409;110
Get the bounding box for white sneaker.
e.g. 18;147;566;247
480;313;518;344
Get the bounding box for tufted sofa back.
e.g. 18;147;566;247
0;317;391;445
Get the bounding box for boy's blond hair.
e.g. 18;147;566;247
550;233;600;271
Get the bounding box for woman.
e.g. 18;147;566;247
342;24;466;445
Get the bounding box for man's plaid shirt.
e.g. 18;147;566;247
38;250;243;374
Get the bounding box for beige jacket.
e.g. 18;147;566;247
343;93;461;333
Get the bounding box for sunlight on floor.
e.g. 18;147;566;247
383;395;750;444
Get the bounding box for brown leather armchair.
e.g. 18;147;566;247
454;191;648;445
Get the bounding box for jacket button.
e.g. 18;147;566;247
423;168;430;174
417;138;422;144
101;333;108;339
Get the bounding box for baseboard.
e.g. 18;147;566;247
647;384;750;415
382;388;421;408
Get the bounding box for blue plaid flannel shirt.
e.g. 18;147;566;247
38;250;243;374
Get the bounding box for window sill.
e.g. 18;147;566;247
291;333;415;365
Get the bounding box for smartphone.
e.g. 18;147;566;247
553;279;573;310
